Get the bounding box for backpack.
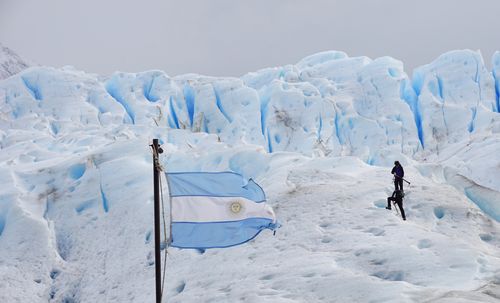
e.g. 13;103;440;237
395;190;404;199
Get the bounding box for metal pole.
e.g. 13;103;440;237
152;139;163;303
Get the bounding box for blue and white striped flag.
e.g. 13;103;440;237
165;172;278;249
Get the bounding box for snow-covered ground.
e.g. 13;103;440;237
0;50;499;302
166;155;500;303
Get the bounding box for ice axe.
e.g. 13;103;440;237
393;173;411;185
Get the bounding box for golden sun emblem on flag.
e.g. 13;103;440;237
230;201;243;214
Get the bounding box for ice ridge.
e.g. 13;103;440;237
1;50;499;165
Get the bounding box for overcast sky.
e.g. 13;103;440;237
1;0;499;77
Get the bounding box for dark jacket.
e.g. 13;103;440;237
391;165;404;178
392;190;404;202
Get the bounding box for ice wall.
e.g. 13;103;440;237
492;51;500;113
411;50;499;154
1;50;499;164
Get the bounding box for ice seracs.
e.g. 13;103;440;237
411;50;498;153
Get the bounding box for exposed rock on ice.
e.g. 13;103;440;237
0;43;30;80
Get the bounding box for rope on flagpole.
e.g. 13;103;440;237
154;150;170;302
158;171;169;301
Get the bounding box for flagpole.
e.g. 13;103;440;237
152;139;163;303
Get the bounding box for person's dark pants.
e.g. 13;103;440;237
387;197;406;220
394;177;403;191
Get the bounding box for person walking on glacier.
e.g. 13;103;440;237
386;189;406;220
391;161;404;192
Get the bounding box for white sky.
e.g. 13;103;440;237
0;0;498;77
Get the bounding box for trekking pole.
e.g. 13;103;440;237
393;201;399;216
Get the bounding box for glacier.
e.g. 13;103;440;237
0;49;499;302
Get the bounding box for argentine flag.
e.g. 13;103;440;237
166;172;278;249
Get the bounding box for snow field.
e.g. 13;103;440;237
0;129;498;302
164;156;500;302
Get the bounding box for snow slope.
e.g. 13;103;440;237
0;44;30;80
0;50;499;302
